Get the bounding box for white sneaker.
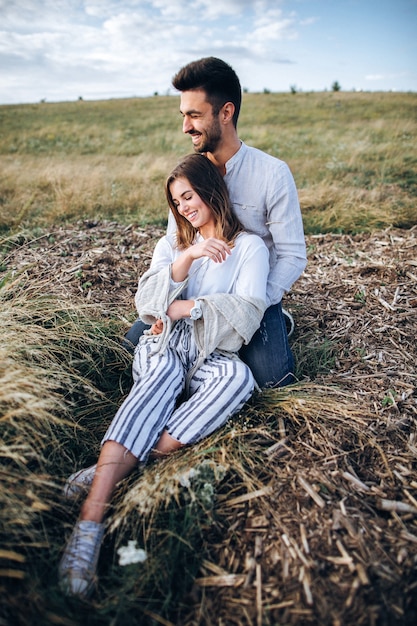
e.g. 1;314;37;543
63;464;97;500
59;520;104;598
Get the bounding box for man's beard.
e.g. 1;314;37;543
194;117;222;154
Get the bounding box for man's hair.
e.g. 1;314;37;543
165;153;244;249
172;57;242;127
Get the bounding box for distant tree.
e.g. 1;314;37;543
290;84;297;94
331;81;341;92
263;88;271;94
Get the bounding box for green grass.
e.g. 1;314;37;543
1;91;416;234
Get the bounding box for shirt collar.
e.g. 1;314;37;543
224;141;246;175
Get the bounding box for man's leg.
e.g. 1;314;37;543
239;302;295;388
122;318;149;353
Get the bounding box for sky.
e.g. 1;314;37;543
0;0;416;105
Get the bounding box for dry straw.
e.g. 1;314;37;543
105;383;416;626
0;271;130;606
1;225;416;626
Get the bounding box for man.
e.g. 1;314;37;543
125;57;307;388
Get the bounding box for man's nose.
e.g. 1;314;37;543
182;116;192;133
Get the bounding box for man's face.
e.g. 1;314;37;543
179;89;222;154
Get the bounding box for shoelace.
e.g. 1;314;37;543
66;524;101;573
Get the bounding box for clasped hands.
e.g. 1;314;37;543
149;300;186;335
150;300;194;335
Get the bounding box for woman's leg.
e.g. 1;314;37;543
80;441;137;523
59;340;186;597
64;339;186;499
164;354;254;445
59;440;139;598
103;340;185;461
151;429;184;457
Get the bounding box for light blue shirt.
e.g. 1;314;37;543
168;142;307;306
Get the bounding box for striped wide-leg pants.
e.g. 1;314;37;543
102;321;254;462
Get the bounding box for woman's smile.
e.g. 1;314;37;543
170;177;216;237
185;210;198;222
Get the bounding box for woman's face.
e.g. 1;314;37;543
170;177;216;237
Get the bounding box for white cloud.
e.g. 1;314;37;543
0;0;301;102
300;16;318;26
151;0;269;20
0;0;413;103
365;72;409;82
253;14;297;43
365;74;386;81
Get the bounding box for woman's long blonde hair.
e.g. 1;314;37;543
165;154;244;249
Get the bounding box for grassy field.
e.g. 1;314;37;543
0;93;416;626
1;91;416;233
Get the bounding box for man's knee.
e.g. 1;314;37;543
122;318;148;353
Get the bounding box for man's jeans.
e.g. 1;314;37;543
123;302;294;389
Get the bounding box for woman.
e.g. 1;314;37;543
59;153;269;598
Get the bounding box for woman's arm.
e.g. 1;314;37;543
150;300;194;333
138;236;232;331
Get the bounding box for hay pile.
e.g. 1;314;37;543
1;223;416;625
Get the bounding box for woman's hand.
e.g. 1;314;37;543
150;319;164;335
171;238;231;282
187;237;231;263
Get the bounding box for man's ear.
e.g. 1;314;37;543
221;102;235;124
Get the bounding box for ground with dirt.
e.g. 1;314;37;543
4;221;416;406
2;222;416;625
